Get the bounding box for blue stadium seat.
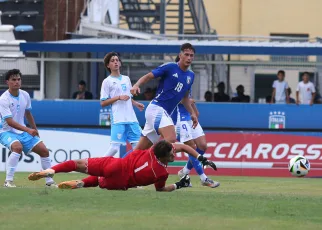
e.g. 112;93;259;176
15;24;33;32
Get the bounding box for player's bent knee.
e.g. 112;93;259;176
198;143;207;151
11;142;23;153
184;140;196;149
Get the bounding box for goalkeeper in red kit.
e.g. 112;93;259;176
28;140;217;192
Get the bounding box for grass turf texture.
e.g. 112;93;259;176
0;173;321;230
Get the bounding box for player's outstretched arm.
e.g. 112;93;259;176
130;72;154;96
173;143;217;171
156;175;191;192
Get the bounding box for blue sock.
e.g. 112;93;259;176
186;148;205;170
196;148;205;156
190;155;204;175
122;149;133;158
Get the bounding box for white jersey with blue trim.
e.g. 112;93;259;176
100;75;138;124
0;89;32;134
151;62;194;116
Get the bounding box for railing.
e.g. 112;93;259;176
188;0;211;34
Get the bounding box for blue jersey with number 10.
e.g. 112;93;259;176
151;62;195;116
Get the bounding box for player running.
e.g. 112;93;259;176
130;43;198;150
172;56;219;188
0;69;56;187
101;52;144;157
28;140;217;191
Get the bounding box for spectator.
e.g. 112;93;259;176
314;91;322;104
143;87;155;100
296;72;316;105
287;88;296;104
271;70;289;104
214;82;230;102
72;80;93;100
231;85;250;103
266;95;273;103
204;91;213;102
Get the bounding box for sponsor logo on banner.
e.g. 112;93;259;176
0;130;112;172
269;111;286;129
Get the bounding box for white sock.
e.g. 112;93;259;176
6;152;21;181
182;165;191;175
41;157;54;184
104;143;121;157
200;173;207;182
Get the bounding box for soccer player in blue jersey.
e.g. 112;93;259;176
171;56;220;188
130;43;198;150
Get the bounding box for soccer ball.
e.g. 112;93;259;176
288;155;310;177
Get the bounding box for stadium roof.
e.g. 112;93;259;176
20;38;322;55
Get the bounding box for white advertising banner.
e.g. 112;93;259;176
0;130;114;172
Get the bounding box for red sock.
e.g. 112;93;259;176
82;176;99;187
51;160;76;173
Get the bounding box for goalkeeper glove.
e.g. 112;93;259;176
174;175;191;189
197;155;217;171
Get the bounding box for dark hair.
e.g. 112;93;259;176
287;88;292;95
175;55;180;62
236;84;244;90
5;69;21;81
153;140;173;159
277;70;285;76
180;43;195;53
103;52;121;73
302;71;310;77
79;80;86;86
217;82;225;88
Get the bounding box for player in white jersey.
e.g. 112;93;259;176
0;69;56;187
100;52;144;157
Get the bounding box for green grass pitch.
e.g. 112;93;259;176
0;173;321;230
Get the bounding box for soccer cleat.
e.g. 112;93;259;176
28;169;55;181
178;169;192;187
3;181;16;188
46;182;58;188
58;180;84;189
201;178;220;188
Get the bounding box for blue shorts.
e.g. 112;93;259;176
111;123;142;144
0;131;41;154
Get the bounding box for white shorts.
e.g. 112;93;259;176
176;120;205;143
142;104;174;144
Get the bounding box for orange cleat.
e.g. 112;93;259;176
58;180;84;189
28;169;55;181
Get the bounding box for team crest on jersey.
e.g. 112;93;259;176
121;84;127;92
117;133;122;140
187;76;191;84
